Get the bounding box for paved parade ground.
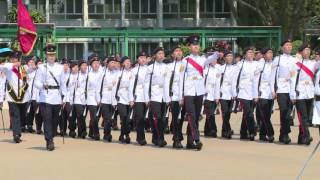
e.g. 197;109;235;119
0;108;319;180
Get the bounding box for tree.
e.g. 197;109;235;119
6;6;45;23
227;0;320;40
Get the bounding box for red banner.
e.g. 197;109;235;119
17;0;37;56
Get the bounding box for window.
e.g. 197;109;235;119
88;0;121;19
163;0;179;18
125;0;156;19
50;0;82;19
200;0;231;18
58;43;84;60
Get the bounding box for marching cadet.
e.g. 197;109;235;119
290;44;320;145
129;51;149;145
0;48;29;143
144;47;170;147
86;54;102;140
234;47;260;141
70;60;88;139
216;51;237;139
97;56;118;142
256;48;275;142
59;58;71;136
166;46;185;148
34;44;66;151
203;48;220;138
271;39;296;144
65;62;78;138
179;35;219;150
25;56;39;133
115;56;133;143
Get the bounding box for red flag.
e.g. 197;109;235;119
17;0;37;56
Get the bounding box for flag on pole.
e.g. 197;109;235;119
17;0;37;56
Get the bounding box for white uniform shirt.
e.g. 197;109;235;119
179;52;219;100
235;60;259;100
129;65;148;103
86;70;102;106
0;71;6;102
290;59;320;99
27;68;40;101
166;60;183;102
271;54;297;94
203;64;220;101
97;68;118;105
216;64;238;100
35;62;66;105
315;70;320;96
115;68;133;105
0;63;30;103
256;59;273;100
144;61;170;103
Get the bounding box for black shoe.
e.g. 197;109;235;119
13;135;21;143
222;131;232;139
259;135;268;142
152;138;158;146
173;141;183;149
21;127;26;133
46;141;55;151
69;131;76;138
125;135;131;144
36;129;43;135
164;126;170;134
103;134;112;142
195;141;203;150
267;136;274;143
230;130;234;135
92;134;100;141
137;139;147;146
186;142;197;149
279;134;291;144
79;132;87;139
298;136;313;145
240;134;249;140
119;135;125;143
27;126;35;133
158;140;167;147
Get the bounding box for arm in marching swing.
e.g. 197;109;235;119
143;65;152;106
214;67;222;104
34;64;46;91
289;62;299;103
204;52;220;67
253;64;260;103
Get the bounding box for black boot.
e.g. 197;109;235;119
173;141;183;149
279;134;291;144
119;135;125;143
267;136;274;143
137;139;147;146
46;140;55;151
13;135;21;143
103;134;112;142
125;135;131;144
69;131;76;138
27;126;35;133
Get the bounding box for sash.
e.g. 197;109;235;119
296;62;314;80
186;57;203;76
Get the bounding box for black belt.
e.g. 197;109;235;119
316;95;320;101
47;85;59;89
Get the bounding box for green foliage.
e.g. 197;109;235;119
292;40;303;55
6;6;45;23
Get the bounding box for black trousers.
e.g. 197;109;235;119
59;102;71;133
101;104;114;135
150;101;167;141
74;104;86;135
8;102;27;137
296;99;313;138
40;103;61;141
220;99;233;133
170;101;185;142
257;99;274;137
184;95;203;143
26;100;43;130
277;93;293;136
65;103;77;133
88;105;99;136
204;100;217;134
239;99;256;136
134;102;147;141
118;103;131;136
